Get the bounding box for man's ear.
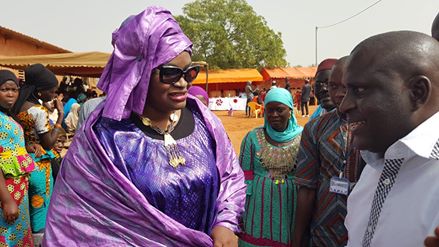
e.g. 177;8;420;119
408;75;432;110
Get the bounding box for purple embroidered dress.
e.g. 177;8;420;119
94;104;219;234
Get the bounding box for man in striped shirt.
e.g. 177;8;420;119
293;57;365;247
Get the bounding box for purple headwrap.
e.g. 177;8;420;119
188;86;209;103
98;6;193;121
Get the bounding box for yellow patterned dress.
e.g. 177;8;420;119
0;111;35;247
16;105;59;233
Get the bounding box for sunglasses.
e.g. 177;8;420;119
158;64;200;84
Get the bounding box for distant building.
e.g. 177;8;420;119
0;26;70;56
0;26;71;79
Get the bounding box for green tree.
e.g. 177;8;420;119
176;0;287;69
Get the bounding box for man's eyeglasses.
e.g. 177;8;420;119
157;65;200;84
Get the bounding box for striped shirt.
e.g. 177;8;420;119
294;110;365;246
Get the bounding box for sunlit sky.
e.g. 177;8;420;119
2;0;438;66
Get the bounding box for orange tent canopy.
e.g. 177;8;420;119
192;68;263;85
296;67;317;78
261;66;316;81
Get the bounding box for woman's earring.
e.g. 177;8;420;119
37;92;42;97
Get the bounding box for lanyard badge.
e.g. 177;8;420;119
329;172;350;195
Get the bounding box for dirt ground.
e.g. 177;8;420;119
215;105;317;154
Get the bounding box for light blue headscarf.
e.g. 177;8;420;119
264;88;303;142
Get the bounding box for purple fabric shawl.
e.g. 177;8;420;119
43;96;246;246
44;6;245;246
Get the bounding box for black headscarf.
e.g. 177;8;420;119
0;70;19;114
0;69;18;86
12;64;58;114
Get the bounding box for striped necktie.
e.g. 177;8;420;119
362;158;404;247
430;139;439;160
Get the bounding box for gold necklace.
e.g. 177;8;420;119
139;112;186;168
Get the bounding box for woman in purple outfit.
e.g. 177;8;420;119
188;85;209;106
43;6;246;247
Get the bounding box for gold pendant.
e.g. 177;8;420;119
139;113;185;168
169;157;180;168
164;133;185;168
177;156;186;167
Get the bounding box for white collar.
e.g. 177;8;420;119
398;111;439;160
362;111;439;164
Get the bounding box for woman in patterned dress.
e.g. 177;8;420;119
0;70;36;246
12;64;64;234
239;87;303;247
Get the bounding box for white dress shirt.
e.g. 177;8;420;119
345;111;439;247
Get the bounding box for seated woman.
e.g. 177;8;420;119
44;7;246;247
64;103;80;133
0;70;36;246
238;88;303;247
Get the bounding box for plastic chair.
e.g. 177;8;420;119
247;102;262;118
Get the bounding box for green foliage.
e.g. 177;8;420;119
176;0;288;69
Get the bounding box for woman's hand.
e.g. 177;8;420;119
2;199;19;224
54;97;64;118
211;225;238;247
425;227;439;247
26;143;43;158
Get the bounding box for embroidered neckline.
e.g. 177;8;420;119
255;128;300;180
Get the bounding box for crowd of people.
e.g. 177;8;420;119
0;5;438;247
0;63;103;246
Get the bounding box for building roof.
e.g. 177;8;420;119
0;52;110;77
0;26;71;54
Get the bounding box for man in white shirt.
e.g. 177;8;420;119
424;12;439;247
339;31;439;247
